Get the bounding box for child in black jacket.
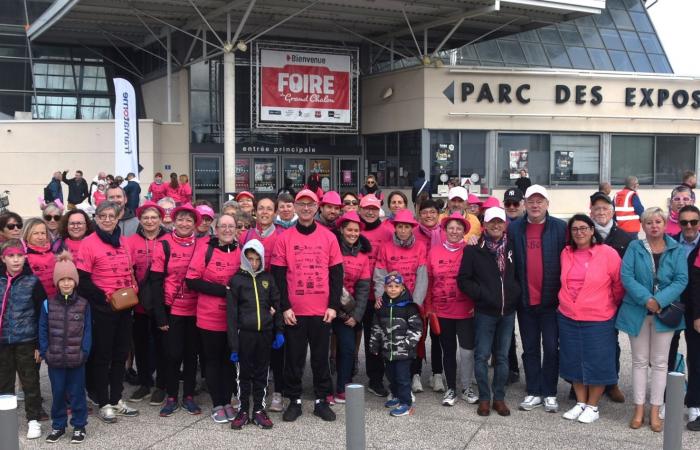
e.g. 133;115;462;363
227;239;283;430
370;272;422;417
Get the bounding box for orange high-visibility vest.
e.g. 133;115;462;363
614;188;641;233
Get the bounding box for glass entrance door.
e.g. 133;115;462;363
282;158;306;193
337;158;359;193
310;158;332;192
192;154;222;210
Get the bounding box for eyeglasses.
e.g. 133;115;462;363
68;222;85;227
97;214;117;221
344;200;359;206
672;196;693;203
43;215;61;222
680;219;699;227
236;224;250;230
295;201;317;209
366;181;375;186
217;225;236;230
591;206;612;213
571;226;593;234
4;223;22;230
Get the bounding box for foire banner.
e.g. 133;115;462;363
259;49;352;124
113;78;138;177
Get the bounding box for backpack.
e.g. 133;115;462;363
44;184;55;202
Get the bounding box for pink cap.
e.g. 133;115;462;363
467;194;483;205
336;211;365;230
235;191;254;202
320;191;342;207
170;203;202;227
359;194;381;209
136;200;165;219
390;209;419;227
295;189;319;203
196;205;215;219
440;211;471;234
481;196;501;209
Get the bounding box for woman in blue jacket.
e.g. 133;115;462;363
616;207;688;432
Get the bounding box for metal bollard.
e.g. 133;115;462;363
0;395;19;450
345;384;366;450
663;372;684;450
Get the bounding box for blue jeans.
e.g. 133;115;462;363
474;312;515;401
386;359;412;406
48;366;87;430
333;319;357;394
517;306;559;397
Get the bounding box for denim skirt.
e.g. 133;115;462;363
558;312;617;386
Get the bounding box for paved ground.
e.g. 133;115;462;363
13;331;700;449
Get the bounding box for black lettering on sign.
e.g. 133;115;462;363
498;84;512;103
672;90;689;108
625;87;636;106
692;91;700;109
657;89;669;107
516;84;530;104
461;82;474;102
555;85;570;104
477;84;494;103
591;86;603;105
640;88;654;107
575;85;587;105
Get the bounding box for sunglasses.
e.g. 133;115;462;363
680;219;699;227
236;225;250;230
504;201;520;208
672;196;693;203
366;181;376;185
4;223;22;230
344;200;359;206
44;215;61;222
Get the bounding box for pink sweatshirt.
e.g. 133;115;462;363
427;244;474;319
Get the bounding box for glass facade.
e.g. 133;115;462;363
364;131;422;188
611;135;697;185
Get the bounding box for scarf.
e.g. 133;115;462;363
484;233;508;275
361;217;381;231
594;221;614;241
172;231;196;247
96;226;122;248
274;214;298;229
364;183;378;195
340;237;361;257
443;238;465;252
418;223;442;249
393;233;415;248
669;210;680;226
255;223;277;239
27;243;50;254
316;214;337;230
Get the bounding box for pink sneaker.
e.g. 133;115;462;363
334;392;346;404
325;394;336;406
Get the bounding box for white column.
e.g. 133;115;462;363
166;29;172;122
223;50;236;193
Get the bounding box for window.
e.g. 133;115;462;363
543;44;571;67
521;42;549;66
609;50;634;71
79;97;111;119
589;48;614;70
550;135;600;185
567;47;593;69
498;41;526;64
497;134;550;186
611;136;654;184
399;131;422;188
460;132;487;185
655;136;696;184
430;131;459;191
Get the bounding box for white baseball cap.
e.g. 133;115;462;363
484;207;506;223
524;184;549;201
447;186;468;201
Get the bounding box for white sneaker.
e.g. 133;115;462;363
659;403;665;420
689;407;700;422
544;396;559;413
114;399;139;417
411;374;424;393
26;420;41;439
432;374;445;393
461;386;479;404
577;405;600;424
269;392;284;412
519;395;543;411
562;403;585;420
99;404;117;423
442;389;457;406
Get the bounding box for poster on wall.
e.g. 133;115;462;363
253;42;358;132
235;159;250;191
553;151;574;181
254;159;277;193
310;159;331;192
509;149;529;180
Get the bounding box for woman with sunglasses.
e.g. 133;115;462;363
52;209;94;255
42;202;64;243
665;185;695;236
234;211;254;243
22;218;58;298
359;175;384;205
0;212;23;243
341;192;360;214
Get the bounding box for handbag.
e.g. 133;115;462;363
642;239;684;328
337;287;357;321
109;248;138;311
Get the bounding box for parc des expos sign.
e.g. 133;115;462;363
254;43;358;132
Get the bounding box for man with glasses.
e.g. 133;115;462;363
157;197;176;230
588;191;633;404
106;186;139;236
508;185;566;414
503;189;524;223
271;189;344;423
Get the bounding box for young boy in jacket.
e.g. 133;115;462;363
39;252;91;444
0;239;47;440
370;272;423;417
228;240;283;430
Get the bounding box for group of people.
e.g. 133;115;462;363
2;169;700;444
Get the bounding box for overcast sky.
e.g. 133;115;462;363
646;0;700;76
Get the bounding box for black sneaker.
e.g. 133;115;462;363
313;400;336;422
46;429;65;443
507;370;520;385
368;383;389;397
129;386;151;402
71;428;86;444
149;388;166;406
688;417;700;432
125;368;139;386
282;399;302;422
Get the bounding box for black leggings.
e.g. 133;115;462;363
439;317;475;391
199;329;235;407
164;314;198;400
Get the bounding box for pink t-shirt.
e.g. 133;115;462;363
63;238;83;264
342;251;371;296
150;234;199;316
427;244;474;319
375;240;427;296
149;182;168;202
271;225;343;316
27;249;57;298
165;185;181;203
361;222;393;301
77;233;135;299
186;245;241;331
241;226;281;271
565;249;591;301
526;222;545;306
127;233;165;315
178;183;192;204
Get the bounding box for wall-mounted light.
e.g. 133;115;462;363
236;40;248;52
381;87;393;100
